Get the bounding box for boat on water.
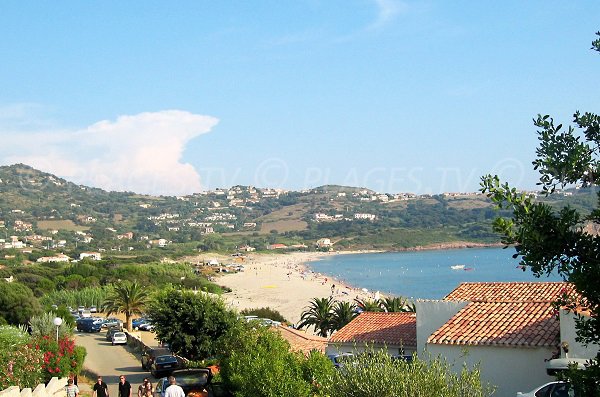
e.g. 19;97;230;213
450;265;465;270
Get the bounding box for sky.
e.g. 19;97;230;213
0;1;599;196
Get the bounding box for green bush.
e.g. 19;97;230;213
240;307;287;323
0;325;44;389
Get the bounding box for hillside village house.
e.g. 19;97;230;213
327;282;595;397
79;252;102;261
36;253;70;263
316;238;333;249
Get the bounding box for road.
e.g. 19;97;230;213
75;330;160;397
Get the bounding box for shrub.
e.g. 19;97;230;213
240;307;287;323
35;335;86;381
0;325;44;389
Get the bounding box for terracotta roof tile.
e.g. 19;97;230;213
427;301;559;347
443;282;575;303
329;312;416;348
275;326;327;354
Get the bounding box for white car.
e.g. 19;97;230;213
516;381;576;397
111;332;127;346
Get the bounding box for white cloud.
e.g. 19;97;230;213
0;110;218;195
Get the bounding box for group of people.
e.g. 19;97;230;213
67;375;185;397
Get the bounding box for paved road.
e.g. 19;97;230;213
75;331;155;397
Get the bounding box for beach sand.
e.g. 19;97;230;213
214;251;378;326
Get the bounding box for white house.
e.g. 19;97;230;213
79;252;102;261
316;238;333;249
417;282;587;397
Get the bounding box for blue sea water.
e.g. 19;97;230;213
307;247;563;300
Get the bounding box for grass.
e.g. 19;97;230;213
37;220;89;231
257;203;309;233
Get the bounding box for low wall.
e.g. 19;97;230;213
0;377;69;397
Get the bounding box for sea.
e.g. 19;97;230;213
307;247;563;300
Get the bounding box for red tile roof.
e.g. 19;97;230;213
443;282;575;303
329;312;416;348
275;326;327;354
427;282;576;348
427;301;559;347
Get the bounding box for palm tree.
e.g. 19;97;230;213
296;297;334;337
354;298;382;312
380;296;415;312
103;281;149;331
330;301;357;331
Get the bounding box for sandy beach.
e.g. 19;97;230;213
214;251;379;326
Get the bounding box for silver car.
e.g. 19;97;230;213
516;381;576;397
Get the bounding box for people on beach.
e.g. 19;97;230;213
93;376;109;397
138;378;153;397
118;375;132;397
66;378;79;397
164;376;184;397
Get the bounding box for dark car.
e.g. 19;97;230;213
150;355;180;378
76;318;102;332
154;369;212;397
105;326;121;341
142;347;172;370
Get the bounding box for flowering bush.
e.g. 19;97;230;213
0;326;44;389
35;335;86;380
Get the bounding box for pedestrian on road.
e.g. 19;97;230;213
164;376;184;397
138;378;153;397
65;378;79;397
118;375;131;397
93;376;109;397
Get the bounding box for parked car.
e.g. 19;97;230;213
150;355;180;378
111;332;127;346
102;318;123;329
76;318;102;333
327;353;355;369
138;322;155;331
90;306;98;313
154;368;212;397
132;318;148;329
516;381;577;397
142;347;172;370
106;327;121;341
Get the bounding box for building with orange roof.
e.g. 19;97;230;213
416;281;595;397
327;312;416;356
275;326;327;355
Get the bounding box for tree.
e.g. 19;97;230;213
380;296;416;313
103;281;149;331
147;287;239;360
354;298;382;313
0;282;42;325
330;301;357;331
0;325;44;389
480;31;600;395
297;297;334;337
220;326;329;397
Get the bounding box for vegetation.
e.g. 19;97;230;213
323;349;494;397
480;31;600;395
148;287;240;360
0;282;41;325
298;296;415;337
103;281;150;331
240;307;287;323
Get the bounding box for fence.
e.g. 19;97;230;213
0;377;69;397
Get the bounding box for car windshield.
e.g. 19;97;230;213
156;356;177;364
114;332;125;337
177;373;209;388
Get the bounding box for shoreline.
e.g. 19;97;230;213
212;244;502;327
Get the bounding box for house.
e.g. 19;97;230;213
316;238;333;249
327;312;417;357
276;326;327;355
266;243;287;250
417;282;585;397
79;252;102;261
238;245;256;252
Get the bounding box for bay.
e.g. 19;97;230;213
307;247;563;300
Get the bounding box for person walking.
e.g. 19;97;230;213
137;378;153;397
65;378;79;397
93;376;109;397
118;375;131;397
164;376;184;397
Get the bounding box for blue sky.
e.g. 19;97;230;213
0;1;598;195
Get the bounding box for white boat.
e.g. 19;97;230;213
450;265;465;270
